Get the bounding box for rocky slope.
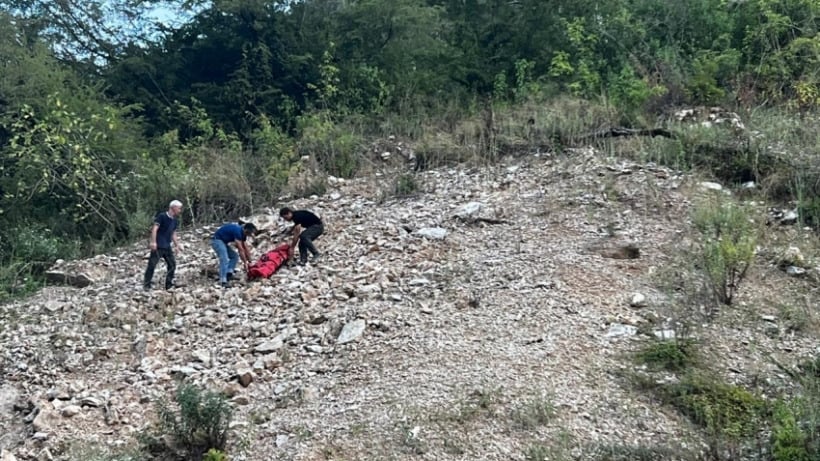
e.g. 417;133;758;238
1;147;818;461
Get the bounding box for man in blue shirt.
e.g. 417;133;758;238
211;221;257;288
143;200;183;291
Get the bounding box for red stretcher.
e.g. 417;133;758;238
247;243;290;280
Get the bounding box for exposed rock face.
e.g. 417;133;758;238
0;148;816;460
675;106;746;132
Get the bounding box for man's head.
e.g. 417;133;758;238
242;222;257;236
279;207;294;221
168;200;183;217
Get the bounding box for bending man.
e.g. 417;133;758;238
211;221;257;288
280;207;324;265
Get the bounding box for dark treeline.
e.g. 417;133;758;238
1;0;819;294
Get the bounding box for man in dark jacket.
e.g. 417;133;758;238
279;207;323;265
143;200;183;291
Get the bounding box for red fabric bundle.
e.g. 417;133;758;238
247;244;290;279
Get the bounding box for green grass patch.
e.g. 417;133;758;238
658;372;767;440
636;339;699;372
512;395;556;430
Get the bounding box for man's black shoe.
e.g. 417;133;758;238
227;272;235;281
167;281;186;290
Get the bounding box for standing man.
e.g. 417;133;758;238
211;221;257;288
143;200;184;291
279;207;324;265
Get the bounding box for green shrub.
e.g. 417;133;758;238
524;444;550;461
296;112;361;178
413;132;470;171
142;382;233;460
284;160;328;199
202;449;228;461
608;64;667;117
392;174;419;197
686;53;728;105
247;115;299;196
449;387;502;424
661;373;767;441
0;261;46;302
797;356;820;378
0;222;81;300
692;198;757;305
636;339;699;372
797;196;820;231
512;395;555;430
1;223;79;272
771;402;812;461
779;303;812;333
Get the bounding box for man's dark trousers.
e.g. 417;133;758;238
143;248;176;289
299;224;323;263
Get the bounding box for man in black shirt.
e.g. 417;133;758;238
143;200;183;290
279;207;324;265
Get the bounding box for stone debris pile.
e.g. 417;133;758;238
1;149;817;461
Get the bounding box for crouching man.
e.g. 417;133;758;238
279;207;323;265
211;221;257;288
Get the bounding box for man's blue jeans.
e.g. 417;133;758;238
211;238;238;283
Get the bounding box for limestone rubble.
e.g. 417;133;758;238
1;148;818;460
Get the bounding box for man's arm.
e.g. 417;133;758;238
237;241;251;268
244;241;253;264
172;231;183;252
149;224;159;251
288;225;302;258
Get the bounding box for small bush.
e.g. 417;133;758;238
142;382;233;460
0;222;80;300
284;156;328;199
288;175;328;199
202;449;228;461
247;115;299;196
779;303;812;333
296;112;361;178
797;356;820;378
798;195;820;231
0;261;44;302
692;198;757;305
512;395;556;430
661;373;767;441
413;132;470;171
392;173;419;197
450;387;502;424
771;401;813;461
524;444;550;461
521;431;573;461
1;223;80;272
636;339;699;372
